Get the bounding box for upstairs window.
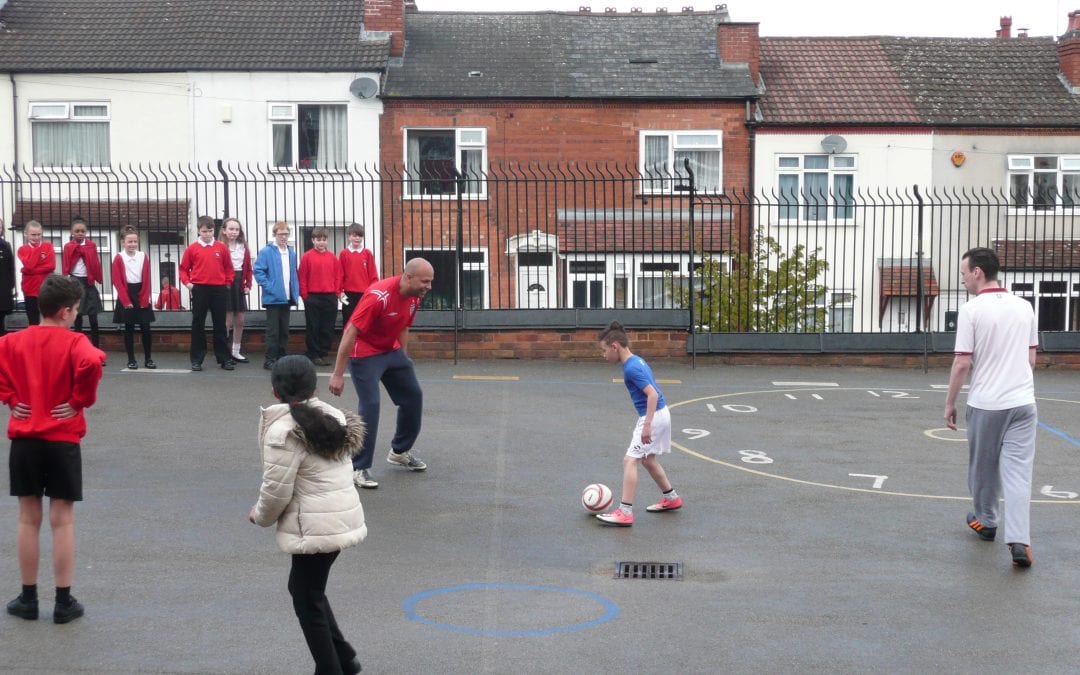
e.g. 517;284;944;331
30;102;110;168
641;130;723;193
777;154;856;222
1008;155;1080;211
404;128;487;198
270;103;348;170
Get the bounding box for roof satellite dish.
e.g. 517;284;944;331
349;77;379;99
820;134;847;154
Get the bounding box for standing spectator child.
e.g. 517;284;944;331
219;217;252;364
62;217;103;348
253;221;299;371
111;227;156;370
0;275;105;624
299;227;342;366
249;355;366;675
0;223;14;336
17;220;56;326
180;216;234;371
154;276;184;311
338;223;378;326
594;320;682;527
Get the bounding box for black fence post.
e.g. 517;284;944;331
914;184;928;372
677;158;697;369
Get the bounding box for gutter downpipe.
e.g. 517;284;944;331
10;72;18;222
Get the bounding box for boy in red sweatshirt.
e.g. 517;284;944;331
16;220;56;326
0;274;105;624
338;222;378;325
298;227;343;366
179;216;234;371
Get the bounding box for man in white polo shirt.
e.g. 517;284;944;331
944;247;1038;568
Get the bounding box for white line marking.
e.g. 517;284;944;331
811;394;823;400
867;390;881;397
706;403;717;412
784;394;796;400
772;381;839;387
931;384;968;390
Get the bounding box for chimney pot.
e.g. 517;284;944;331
1069;10;1080;33
996;16;1012;39
1059;10;1080;89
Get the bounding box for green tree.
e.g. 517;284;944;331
679;232;831;332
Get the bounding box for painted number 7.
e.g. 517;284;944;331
849;473;888;489
682;429;711;440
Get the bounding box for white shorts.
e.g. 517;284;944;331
625;406;672;459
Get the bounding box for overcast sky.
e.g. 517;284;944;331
415;0;1070;38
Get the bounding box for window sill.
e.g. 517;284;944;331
30;166;113;174
402;194;488;201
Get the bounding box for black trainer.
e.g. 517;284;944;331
6;594;38;620
144;359;157;369
966;512;996;541
191;362;203;371
53;597;84;624
126;360;138;370
1009;543;1033;568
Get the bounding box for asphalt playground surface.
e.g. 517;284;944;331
3;354;1080;674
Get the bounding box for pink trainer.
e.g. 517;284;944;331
596;509;634;526
646;495;683;512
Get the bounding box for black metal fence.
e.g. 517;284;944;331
2;163;1079;337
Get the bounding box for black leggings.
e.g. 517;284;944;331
288;551;358;675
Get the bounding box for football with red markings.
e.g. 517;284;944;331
581;483;613;512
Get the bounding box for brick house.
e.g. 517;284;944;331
367;2;761;311
755;12;1080;334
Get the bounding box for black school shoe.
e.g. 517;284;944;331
966;512;996;541
191;362;203;371
344;656;362;673
144;359;157;369
126;360;138;370
1009;543;1033;568
53;597;84;624
6;594;38;620
220;360;235;371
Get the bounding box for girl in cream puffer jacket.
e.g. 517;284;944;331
250;355;366;675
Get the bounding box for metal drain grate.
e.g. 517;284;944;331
614;561;683;580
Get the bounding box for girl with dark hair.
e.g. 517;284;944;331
111;227;156;369
249;355;367;674
219;218;252;363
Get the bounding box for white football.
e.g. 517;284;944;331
581;483;613;512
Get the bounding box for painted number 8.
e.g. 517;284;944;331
739;450;773;464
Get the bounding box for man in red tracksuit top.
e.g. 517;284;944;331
328;257;434;490
298;227;342;366
179;216;234;371
0;275;105;624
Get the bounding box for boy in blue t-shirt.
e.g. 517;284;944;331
595;321;681;526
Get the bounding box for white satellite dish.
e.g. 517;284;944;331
349;77;379;99
820;135;847;154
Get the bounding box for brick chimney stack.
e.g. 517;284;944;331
1059;10;1080;89
996;16;1012;39
363;0;405;57
717;22;761;86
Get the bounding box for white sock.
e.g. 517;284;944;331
664;488;678;499
619;503;632;515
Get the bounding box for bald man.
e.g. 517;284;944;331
330;258;434;489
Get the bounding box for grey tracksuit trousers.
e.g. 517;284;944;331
966;404;1037;545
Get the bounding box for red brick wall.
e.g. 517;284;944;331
364;0;404;56
717;23;761;84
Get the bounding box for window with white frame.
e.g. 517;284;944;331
269;103;348;170
640;130;722;193
404;128;487;197
777;154;855;222
30;102;111;168
828;290;855;332
1007;276;1080;330
1007;155;1080;211
405;248;487;309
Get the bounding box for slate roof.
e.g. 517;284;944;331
0;0;388;72
383;11;759;100
760;36;1080;127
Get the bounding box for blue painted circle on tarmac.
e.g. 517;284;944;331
403;583;619;636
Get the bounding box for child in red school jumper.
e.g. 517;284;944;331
16;220;56;326
338;222;378;326
154;276;184;311
0;274;105;624
299;227;343;366
62;217;103;348
179;216;234;371
595;320;681;527
111;227;156;370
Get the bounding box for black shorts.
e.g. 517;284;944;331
9;438;83;501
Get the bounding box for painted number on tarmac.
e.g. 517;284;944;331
849;473;889;489
683;429;711;440
866;390;920;399
1040;485;1079;500
739;450;773;464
